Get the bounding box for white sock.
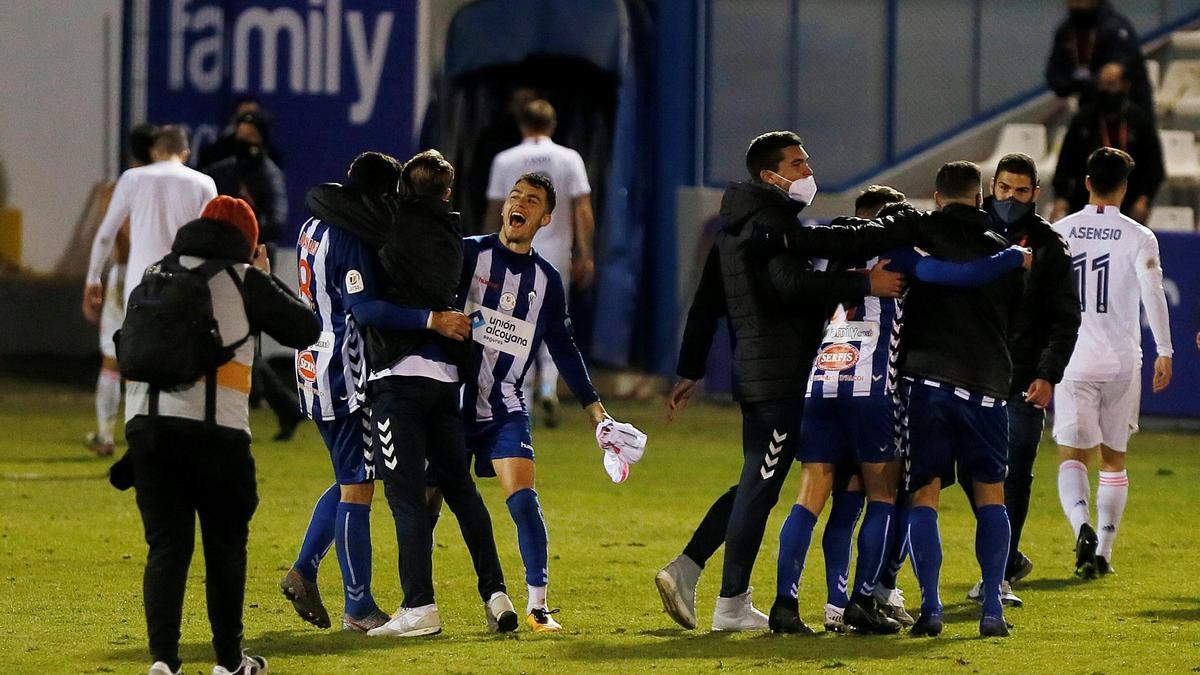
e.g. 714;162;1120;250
95;370;121;444
527;584;548;613
1057;460;1091;537
1096;470;1129;560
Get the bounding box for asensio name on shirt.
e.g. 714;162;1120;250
1067;226;1123;241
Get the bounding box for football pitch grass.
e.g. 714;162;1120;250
3;379;1200;673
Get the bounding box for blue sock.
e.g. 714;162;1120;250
776;504;818;602
507;488;549;587
335;501;378;619
975;504;1011;618
294;484;339;581
878;502;910;590
852;501;896;598
908;506;943;615
822;490;863;607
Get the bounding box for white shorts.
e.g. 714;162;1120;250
1052;378;1141;452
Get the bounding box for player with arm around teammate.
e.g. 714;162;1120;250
458;173;615;632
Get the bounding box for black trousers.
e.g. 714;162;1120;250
677;398;803;598
370;376;505;607
957;396;1045;578
128;419;258;671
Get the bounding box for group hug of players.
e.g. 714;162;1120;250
282;131;1172;641
279;150;648;638
653;131;1172;638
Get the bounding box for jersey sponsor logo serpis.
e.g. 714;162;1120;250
815;343;860;372
297;350;318;383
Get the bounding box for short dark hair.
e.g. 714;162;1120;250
994;152;1039;186
935;161;982;200
745;131;803;180
402;149;455;198
152;125;189;155
518;100;556;134
1086;147;1135;195
514;172;556;213
876;201;918;219
128;123;157;165
855;185;906;217
347;152;402;197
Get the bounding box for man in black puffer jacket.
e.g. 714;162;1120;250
655;131;905;632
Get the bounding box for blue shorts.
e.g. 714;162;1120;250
466;414;535;478
798;395;898;467
902;381;1009;490
315;409;373;485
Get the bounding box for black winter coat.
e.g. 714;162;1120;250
676;181;868;403
983;198;1081;397
305;184;469;372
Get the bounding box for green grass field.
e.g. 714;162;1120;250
2;379;1200;673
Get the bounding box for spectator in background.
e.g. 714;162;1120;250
1046;0;1154;117
196;97;283;171
205;113;288;246
484;100;595;427
1052;62;1164;223
84;125;217;318
85;123;157;457
207;111;300;441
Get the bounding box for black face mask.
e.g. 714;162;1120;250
1097;91;1127;113
1069;7;1100;27
991;197;1033;225
235;139;264;164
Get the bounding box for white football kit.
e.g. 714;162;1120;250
1051;204;1172;451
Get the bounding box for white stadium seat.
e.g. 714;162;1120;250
1146;206;1195;232
1171;29;1200;51
1147;59;1161;94
1155;59;1200;116
1159;129;1200;184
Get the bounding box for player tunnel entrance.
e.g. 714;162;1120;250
423;0;653;364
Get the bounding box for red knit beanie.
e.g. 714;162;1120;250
201;196;258;255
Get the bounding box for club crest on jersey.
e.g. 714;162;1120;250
500;292;517;311
816;343;860;371
297;351;318;382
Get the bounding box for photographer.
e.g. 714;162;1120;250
124;196;318;675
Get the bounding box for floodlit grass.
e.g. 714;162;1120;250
2;379;1199;673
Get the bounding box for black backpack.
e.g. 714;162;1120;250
116;253;249;418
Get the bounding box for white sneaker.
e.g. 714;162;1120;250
967;580;1023;607
655;554;702;630
872;585;915;626
211;653;267;675
149;663;180;675
367;604;442;637
823;603;847;633
711;588;769;632
485;592;519;633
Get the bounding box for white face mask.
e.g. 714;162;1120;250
768;172;818;206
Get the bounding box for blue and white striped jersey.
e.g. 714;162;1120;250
807;255;904;399
294;218;377;421
457;234;599;423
